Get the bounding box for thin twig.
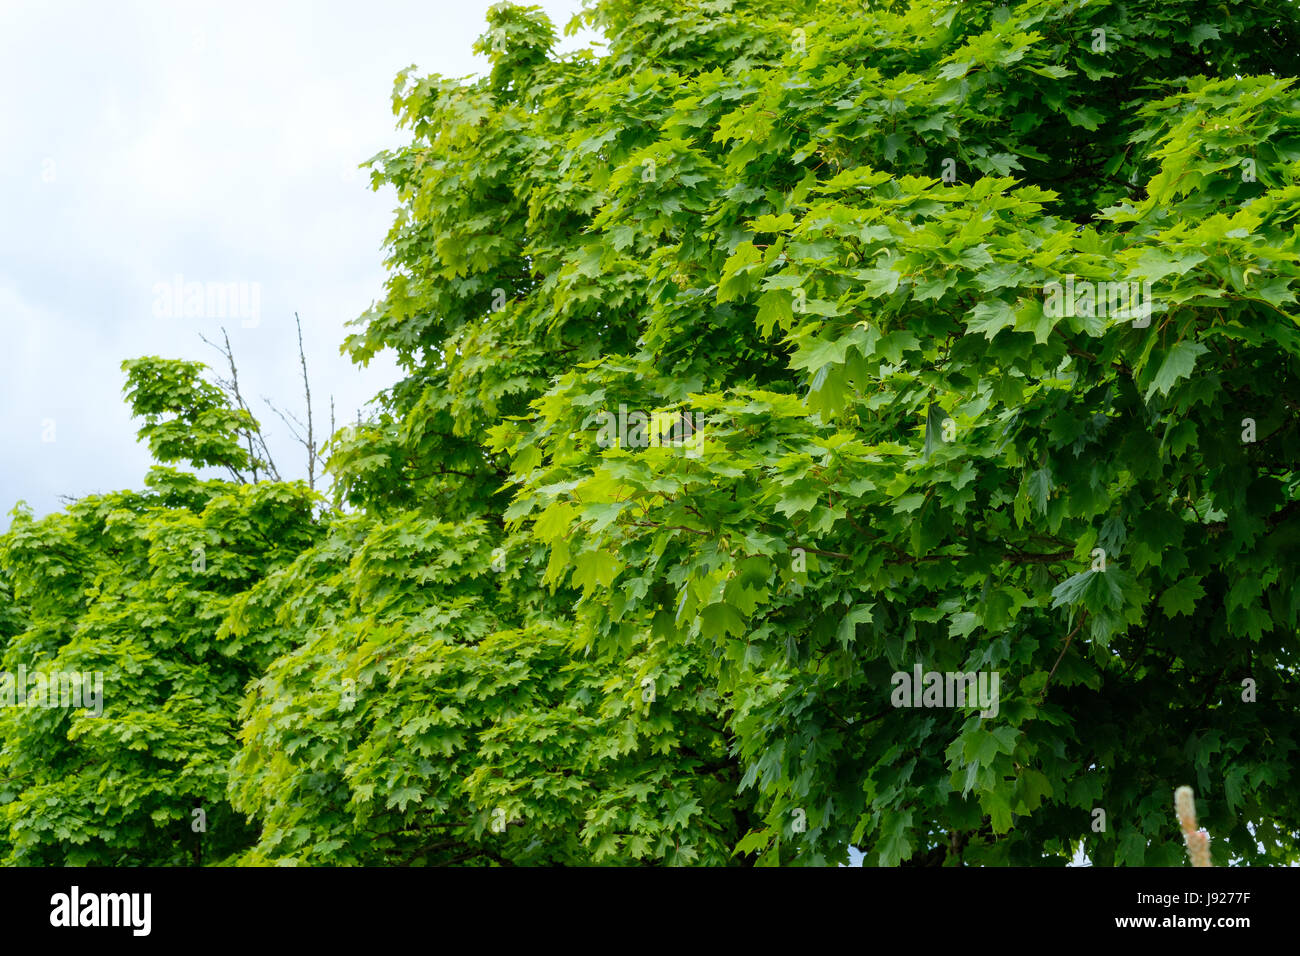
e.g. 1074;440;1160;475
198;328;280;482
1040;614;1087;698
295;312;315;490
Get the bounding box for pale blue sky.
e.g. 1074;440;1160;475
0;0;590;519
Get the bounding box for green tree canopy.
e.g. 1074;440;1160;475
0;367;319;864
3;0;1300;866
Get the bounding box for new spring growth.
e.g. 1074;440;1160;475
1174;785;1212;867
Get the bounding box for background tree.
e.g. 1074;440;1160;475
330;0;1300;865
0;358;319;864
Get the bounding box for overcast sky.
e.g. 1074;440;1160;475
0;0;590;521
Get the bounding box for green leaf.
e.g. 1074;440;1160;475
1050;569;1123;614
922;402;947;460
855;266;901;297
876;810;914;865
1013;297;1053;344
979;788;1014;834
966;300;1016;339
1145;340;1209;401
572;549;621;592
755;290;795;337
1027;468;1053;514
1160;575;1205;617
836;604;874;649
700;602;746;639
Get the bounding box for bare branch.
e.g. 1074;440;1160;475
199;328;281;483
264;397;307;446
296;312;315;490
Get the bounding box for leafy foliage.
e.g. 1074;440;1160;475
0;464;317;863
3;0;1300;866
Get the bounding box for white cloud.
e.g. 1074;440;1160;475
0;0;591;518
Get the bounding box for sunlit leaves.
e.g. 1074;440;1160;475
10;0;1300;870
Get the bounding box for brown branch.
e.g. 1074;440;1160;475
1205;498;1300;536
1009;549;1075;565
1040;613;1088;698
295;312;315;490
632;521;710;537
199;328;280;482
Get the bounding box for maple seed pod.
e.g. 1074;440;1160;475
1174;786;1212;867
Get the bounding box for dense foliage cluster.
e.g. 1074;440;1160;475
2;0;1299;865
